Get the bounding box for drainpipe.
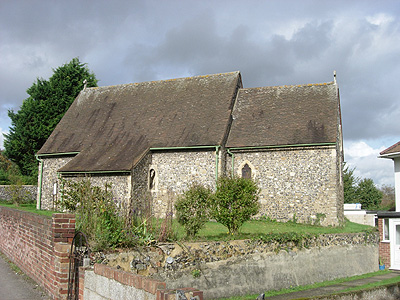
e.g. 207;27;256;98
215;146;220;187
35;155;43;210
57;172;64;205
226;148;235;175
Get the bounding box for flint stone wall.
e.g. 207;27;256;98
0;185;37;201
38;156;74;210
103;232;379;299
149;150;217;218
39;156;131;210
230;146;343;226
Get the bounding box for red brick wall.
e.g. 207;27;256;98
378;218;391;268
0;207;75;299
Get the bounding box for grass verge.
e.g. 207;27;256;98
216;270;392;300
0;251;24;275
337;275;400;294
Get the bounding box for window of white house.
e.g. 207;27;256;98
383;218;390;241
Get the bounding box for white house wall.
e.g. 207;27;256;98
394;158;400;212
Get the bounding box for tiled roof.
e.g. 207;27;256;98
226;82;339;148
38;72;241;172
380;141;400;156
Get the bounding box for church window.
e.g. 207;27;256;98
149;168;156;190
242;163;251;179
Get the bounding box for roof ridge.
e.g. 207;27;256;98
83;71;241;91
240;81;335;91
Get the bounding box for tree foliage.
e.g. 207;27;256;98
0;150;33;185
356;178;383;210
343;163;359;204
380;184;395;210
209;176;260;234
3;58;98;178
343;162;383;210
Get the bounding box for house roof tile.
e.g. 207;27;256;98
38;71;241;172
226;82;340;148
380;141;400;156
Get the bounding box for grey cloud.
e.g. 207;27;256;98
1;0;400;156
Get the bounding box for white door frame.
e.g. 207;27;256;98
390;219;400;270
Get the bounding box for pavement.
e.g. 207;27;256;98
0;253;50;300
265;270;400;300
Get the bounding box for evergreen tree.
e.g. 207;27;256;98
356;178;383;210
3;58;97;179
343;163;359;204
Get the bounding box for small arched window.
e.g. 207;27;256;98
241;163;251;179
149;168;156;190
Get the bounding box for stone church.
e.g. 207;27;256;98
36;71;344;226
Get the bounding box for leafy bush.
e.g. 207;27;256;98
175;183;211;237
59;179;125;250
58;178;176;249
209;176;260;235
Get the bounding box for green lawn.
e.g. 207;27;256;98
172;218;375;241
1;200;375;242
0;201;57;217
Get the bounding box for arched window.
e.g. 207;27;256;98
241;163;251;179
149;168;156;190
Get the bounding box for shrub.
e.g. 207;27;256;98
175;183;212;237
59;179;125;250
210;176;260;235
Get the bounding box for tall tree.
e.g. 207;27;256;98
3;58;98;178
355;178;383;210
380;184;395;210
343;163;359;204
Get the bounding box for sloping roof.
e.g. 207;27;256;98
380;141;400;158
38;72;241;172
226;82;339;148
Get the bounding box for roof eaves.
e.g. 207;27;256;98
378;151;400;159
37;151;80;157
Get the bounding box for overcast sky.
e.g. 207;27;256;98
1;0;399;187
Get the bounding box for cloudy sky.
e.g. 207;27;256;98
1;0;399;187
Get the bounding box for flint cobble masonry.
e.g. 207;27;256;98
0;185;37;201
103;232;379;274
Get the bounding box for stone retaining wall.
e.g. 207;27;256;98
103;232;379;299
0;185;37;201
